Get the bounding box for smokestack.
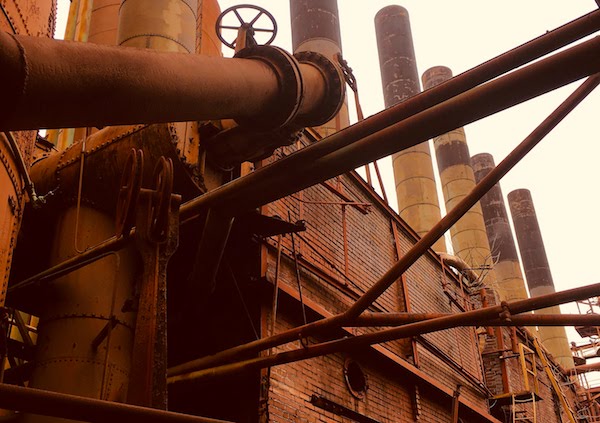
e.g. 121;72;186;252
375;6;446;253
290;0;350;134
422;67;497;287
508;189;574;369
118;0;198;53
472;153;528;301
88;0;120;46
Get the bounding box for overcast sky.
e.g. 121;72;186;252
55;1;600;349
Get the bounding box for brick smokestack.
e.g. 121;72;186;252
290;0;349;135
508;189;574;369
472;153;528;301
374;5;446;253
422;66;497;288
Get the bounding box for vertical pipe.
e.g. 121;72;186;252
471;153;528;301
508;189;574;369
375;6;446;253
422;67;497;288
290;0;350;135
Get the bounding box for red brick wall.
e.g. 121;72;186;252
260;142;494;422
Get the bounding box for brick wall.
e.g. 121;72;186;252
260;142;495;422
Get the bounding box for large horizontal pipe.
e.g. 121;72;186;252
168;281;600;384
168;73;600;378
12;11;600;295
0;33;336;131
0;383;232;423
179;33;600;220
353;313;600;327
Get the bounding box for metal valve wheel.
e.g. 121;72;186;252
216;4;278;49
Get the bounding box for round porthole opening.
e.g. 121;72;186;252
344;358;367;398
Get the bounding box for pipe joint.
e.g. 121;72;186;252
235;46;303;131
293;51;345;127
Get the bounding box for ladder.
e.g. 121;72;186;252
511;343;539;423
532;338;577;423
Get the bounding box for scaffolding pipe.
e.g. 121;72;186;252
168;281;600;383
168;73;600;377
0;383;232;423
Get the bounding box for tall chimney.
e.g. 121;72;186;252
88;0;120;46
508;189;574;369
375;6;446;253
118;0;198;53
472;153;528;301
290;0;350;134
422;67;497;286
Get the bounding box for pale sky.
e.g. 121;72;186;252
54;1;600;349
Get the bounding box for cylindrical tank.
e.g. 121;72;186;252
23;207;138;423
508;189;574;369
290;0;350;135
472;153;528;301
422;66;497;287
375;5;446;253
118;0;198;53
197;0;221;56
0;1;56;303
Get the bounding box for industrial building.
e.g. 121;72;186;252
1;0;600;422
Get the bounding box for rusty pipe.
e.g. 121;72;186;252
168;73;600;377
168;281;600;383
352;312;600;327
178;34;600;221
0;33;342;132
0;383;232;423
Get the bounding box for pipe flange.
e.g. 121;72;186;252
235;46;303;131
293;51;346;127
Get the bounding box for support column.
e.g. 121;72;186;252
472;153;528;301
422;66;497;287
508;189;574;369
375;5;446;252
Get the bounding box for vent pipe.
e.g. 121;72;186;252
375;5;446;253
508;189;574;369
290;0;350;134
472;153;528;301
422;66;497;287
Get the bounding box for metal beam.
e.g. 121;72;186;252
0;383;232;423
167;281;600;383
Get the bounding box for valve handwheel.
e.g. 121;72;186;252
216;4;277;49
